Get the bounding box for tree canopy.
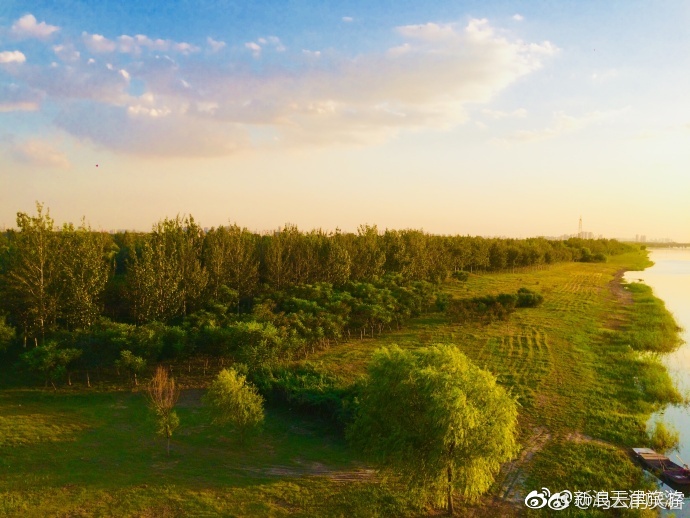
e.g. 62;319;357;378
348;344;519;514
203;367;265;442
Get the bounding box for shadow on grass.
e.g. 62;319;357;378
0;389;359;492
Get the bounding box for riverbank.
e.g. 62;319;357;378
307;249;684;514
624;248;690;517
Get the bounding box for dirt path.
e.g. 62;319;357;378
498;427;551;505
609;269;633;306
605;268;634;331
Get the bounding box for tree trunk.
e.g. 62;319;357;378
86;371;91;388
447;464;454;515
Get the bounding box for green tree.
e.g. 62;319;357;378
115;349;146;386
169;215;208;315
204;224;259;312
147;365;180;455
4;203;62;345
349;224;386;281
20;341;82;390
203;367;265;443
126;235;183;324
0;315;15;352
348;344;519;515
59;221;112;329
317;230;351;285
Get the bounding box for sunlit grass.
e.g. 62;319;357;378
0;249;683;515
0;388;423;516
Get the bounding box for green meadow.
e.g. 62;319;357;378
0;249;684;517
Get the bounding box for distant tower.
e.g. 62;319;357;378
578;216;583;238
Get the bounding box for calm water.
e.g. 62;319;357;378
625;248;690;514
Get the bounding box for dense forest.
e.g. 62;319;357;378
0;203;632;389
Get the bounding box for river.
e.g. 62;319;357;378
624;248;690;515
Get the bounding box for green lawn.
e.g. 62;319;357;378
0;388;420;517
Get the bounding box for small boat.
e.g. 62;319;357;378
633;448;690;486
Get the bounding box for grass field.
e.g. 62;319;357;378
0;250;684;516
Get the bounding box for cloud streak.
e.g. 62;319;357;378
1;15;558;157
82;32;199;55
5;138;70;168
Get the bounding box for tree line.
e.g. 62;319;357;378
0;203;634;392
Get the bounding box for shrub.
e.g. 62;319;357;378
516;287;544;308
203;368;265;443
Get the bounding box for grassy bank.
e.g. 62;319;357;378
0;249;685;516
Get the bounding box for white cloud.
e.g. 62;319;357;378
245;41;262;57
8;139;70;168
11;14;59;40
0;51;26;64
82;31;199;55
342;16;354;23
172;42;199;54
83;33;117;53
245;36;285;57
56;102;248;156
397;22;457;42
207;37;226;53
10;59;131;104
53;44;81;62
513;14;524;22
9;17;559;156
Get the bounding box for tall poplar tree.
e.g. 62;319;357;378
204;224;259;310
4;203;61;345
59;221;112;329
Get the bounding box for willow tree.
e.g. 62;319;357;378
348;344;519;515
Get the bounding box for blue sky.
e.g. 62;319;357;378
1;1;689;240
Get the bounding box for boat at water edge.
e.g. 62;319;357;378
633;447;690;486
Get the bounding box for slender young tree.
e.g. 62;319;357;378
147;365;180;455
4;203;62;346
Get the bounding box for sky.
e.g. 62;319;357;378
1;0;689;241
